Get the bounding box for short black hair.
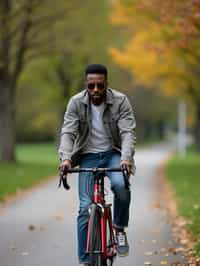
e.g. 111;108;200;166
85;64;108;78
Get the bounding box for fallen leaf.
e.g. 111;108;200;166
180;239;188;245
196;258;200;263
152;202;162;209
144;262;152;265
177;220;186;227
55;215;63;221
168;247;177;254
28;224;35;231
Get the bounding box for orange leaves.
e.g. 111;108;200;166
109;0;200;100
111;0;200;48
109;25;175;90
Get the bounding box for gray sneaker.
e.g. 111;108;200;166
115;231;129;256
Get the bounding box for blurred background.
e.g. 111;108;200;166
0;0;200;259
1;0;199;161
0;1;199;179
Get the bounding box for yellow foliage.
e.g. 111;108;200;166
109;0;200;102
110;24;187;95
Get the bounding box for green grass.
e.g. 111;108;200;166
0;143;59;202
166;147;200;256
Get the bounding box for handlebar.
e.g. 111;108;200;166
58;167;130;190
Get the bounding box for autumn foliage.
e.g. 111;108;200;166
110;0;200;150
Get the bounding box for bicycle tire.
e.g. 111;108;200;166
105;209;115;266
89;204;104;266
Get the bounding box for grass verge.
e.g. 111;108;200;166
165;147;200;256
0;143;59;202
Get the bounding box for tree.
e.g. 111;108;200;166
0;0;79;161
15;0;121;144
110;0;200;150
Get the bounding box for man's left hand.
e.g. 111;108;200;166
120;160;132;177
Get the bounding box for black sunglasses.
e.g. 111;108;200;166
87;82;105;90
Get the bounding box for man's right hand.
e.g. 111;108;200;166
58;160;71;190
59;159;72;173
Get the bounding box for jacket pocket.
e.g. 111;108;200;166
104;117;120;144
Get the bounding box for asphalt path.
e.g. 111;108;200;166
0;143;188;266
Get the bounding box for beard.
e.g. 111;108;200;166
89;91;106;106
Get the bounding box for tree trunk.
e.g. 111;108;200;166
194;106;200;152
0;83;16;161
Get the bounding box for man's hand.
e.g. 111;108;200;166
58;160;71;190
59;159;72;174
120;160;132;177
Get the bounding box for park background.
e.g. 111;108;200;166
0;0;200;260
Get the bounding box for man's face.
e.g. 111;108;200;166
86;73;107;106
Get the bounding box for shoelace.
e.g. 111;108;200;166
117;232;126;246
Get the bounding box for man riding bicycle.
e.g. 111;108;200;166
58;64;136;266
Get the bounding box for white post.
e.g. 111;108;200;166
177;100;186;157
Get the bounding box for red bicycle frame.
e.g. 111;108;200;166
86;173;115;260
59;166;129;263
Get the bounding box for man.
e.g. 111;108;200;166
59;64;136;266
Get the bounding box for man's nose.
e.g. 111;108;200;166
93;84;99;92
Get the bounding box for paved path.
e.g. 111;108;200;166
0;143;187;266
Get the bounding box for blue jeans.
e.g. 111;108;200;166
77;149;131;264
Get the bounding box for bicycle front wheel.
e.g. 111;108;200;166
105;207;115;266
89;204;104;266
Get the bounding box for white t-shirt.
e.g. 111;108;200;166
82;103;112;153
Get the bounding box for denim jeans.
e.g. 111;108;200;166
77;149;131;264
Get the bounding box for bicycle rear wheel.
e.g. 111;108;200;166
89;204;104;266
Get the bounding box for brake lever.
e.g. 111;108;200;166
58;167;70;190
121;164;130;190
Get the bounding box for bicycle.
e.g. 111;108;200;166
59;166;130;266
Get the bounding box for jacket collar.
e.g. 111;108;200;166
80;88;113;106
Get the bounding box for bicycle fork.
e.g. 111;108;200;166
86;204;116;259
